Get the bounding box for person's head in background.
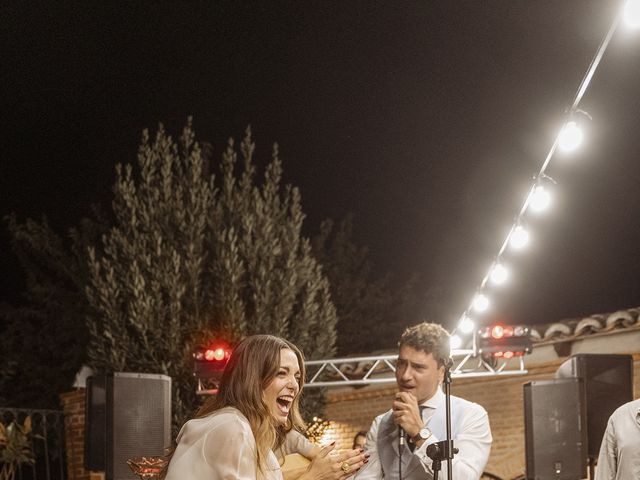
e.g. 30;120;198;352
352;431;367;450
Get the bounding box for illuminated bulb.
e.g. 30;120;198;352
558;121;583;152
625;0;640;27
491;325;505;339
473;293;489;312
490;263;508;285
204;347;227;361
450;334;463;349
460;316;475;334
530;185;551;212
510;225;529;249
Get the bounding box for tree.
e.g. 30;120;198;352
0;213;103;408
85;121;337;428
312;215;437;355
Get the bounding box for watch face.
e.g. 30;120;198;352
419;427;431;439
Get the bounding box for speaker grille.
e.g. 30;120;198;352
524;378;587;480
104;373;172;480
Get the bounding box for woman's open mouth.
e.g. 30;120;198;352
276;395;294;416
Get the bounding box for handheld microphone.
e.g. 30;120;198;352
398;426;404;479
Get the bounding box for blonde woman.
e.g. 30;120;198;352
164;335;367;479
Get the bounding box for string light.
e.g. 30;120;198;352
624;0;640;27
509;225;529;250
452;2;631;348
490;263;508;285
529;185;551;212
460;316;475;334
473;293;489;313
558;120;584;152
450;334;463;350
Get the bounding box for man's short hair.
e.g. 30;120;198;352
398;322;451;368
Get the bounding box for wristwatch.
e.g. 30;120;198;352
411;426;432;444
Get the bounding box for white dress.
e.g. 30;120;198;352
165;406;283;480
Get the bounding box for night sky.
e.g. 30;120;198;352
2;1;640;331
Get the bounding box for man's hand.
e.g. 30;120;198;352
392;391;423;438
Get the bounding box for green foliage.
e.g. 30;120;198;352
311;215;435;355
0;214;103;408
0;416;40;480
85;121;337;428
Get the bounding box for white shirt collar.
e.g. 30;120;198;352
419;385;444;409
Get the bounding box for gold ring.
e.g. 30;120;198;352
341;462;350;473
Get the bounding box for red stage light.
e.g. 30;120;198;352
194;343;232;385
478;323;532;359
204;347;227;362
491;325;505;339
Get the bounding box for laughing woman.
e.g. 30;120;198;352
163;335;367;480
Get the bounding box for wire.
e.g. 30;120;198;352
453;3;627;344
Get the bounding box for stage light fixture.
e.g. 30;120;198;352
477;323;532;358
194;342;232;383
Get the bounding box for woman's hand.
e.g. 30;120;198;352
299;442;368;479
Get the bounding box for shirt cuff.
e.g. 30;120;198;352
413;432;439;463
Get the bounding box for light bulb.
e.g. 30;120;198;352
530;185;551;212
558;121;583;152
624;0;640;28
510;225;529;249
473;293;489;312
490;263;508;285
460;316;475;334
450;334;463;350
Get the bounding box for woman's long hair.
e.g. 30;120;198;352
165;334;306;477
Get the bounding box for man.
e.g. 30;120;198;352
354;322;492;480
594;397;640;480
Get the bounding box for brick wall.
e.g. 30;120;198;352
59;389;104;480
324;354;640;480
60;353;640;480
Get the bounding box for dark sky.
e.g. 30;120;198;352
2;1;640;331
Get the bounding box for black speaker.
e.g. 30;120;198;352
85;375;107;470
555;353;633;458
524;378;587;480
85;372;172;479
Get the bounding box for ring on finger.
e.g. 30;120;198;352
341;462;350;473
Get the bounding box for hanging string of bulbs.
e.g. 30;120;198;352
450;0;640;350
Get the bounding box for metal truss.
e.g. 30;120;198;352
195;349;528;394
303;348;528;388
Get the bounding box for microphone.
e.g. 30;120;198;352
398;427;404;479
444;356;454;369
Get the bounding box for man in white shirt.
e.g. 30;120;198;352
354;322;492;480
595;398;640;480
